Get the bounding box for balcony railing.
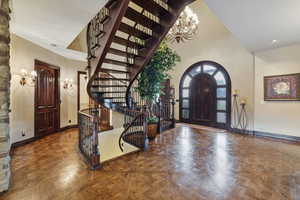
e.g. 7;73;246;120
156;98;176;133
78;108;101;169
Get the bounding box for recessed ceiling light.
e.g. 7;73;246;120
50;43;57;47
272;40;278;44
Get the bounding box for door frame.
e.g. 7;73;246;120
179;61;232;130
34;59;61;137
77;71;87;112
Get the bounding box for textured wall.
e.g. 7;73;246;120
10;34;86;143
0;0;11;192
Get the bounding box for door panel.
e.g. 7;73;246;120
190;73;216;123
35;61;60;137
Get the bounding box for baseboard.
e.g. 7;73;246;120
11;137;37;149
254;130;300;143
59;124;78;132
230;128;300;143
12;124;78;148
230;128;253;135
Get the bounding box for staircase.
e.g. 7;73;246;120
78;0;195;169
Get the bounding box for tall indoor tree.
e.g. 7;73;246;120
136;41;180;120
0;0;11;192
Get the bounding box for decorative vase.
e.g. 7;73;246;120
232;93;240;129
238;101;248;133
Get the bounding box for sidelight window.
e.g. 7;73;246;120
182;75;192;88
214;71;226;86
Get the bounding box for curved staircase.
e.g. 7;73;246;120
78;0;195;169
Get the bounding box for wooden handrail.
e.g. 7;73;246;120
79;108;101;120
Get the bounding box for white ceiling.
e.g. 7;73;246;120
203;0;300;52
11;0;300;58
11;0;109;61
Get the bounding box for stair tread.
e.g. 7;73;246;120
104;97;126;99
113;36;144;49
130;0;171;18
100;68;130;74
119;22;151;40
125;7;163;33
95;77;130;81
104;58;132;67
108;48;143;58
92;91;126;94
91;85;127;87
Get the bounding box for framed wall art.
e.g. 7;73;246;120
264;73;300;101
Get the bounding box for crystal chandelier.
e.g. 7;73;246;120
167;6;199;43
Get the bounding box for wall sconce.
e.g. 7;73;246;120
20;69;37;86
63;78;73;89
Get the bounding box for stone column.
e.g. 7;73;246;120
0;0;11;192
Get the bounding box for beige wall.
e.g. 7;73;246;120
254;44;300;137
10;34;86;143
169;0;300;137
79;73;89;110
9;0;300;143
169;0;255;129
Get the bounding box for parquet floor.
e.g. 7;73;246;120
1;124;300;200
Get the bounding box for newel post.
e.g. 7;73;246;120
171;99;176;128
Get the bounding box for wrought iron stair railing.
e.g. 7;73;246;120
78;108;100;169
157;98;176;133
78;0;195;169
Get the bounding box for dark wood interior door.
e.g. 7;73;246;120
190;73;216;124
35;61;60;137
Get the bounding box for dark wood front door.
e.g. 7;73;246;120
35;60;60;137
190;73;216;124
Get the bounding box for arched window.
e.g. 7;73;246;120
179;61;231;129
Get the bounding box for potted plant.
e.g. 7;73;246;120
147;116;159;140
136;41;180;139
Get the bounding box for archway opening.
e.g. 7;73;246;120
179;61;231;129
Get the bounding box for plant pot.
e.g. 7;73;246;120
147;123;158;140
